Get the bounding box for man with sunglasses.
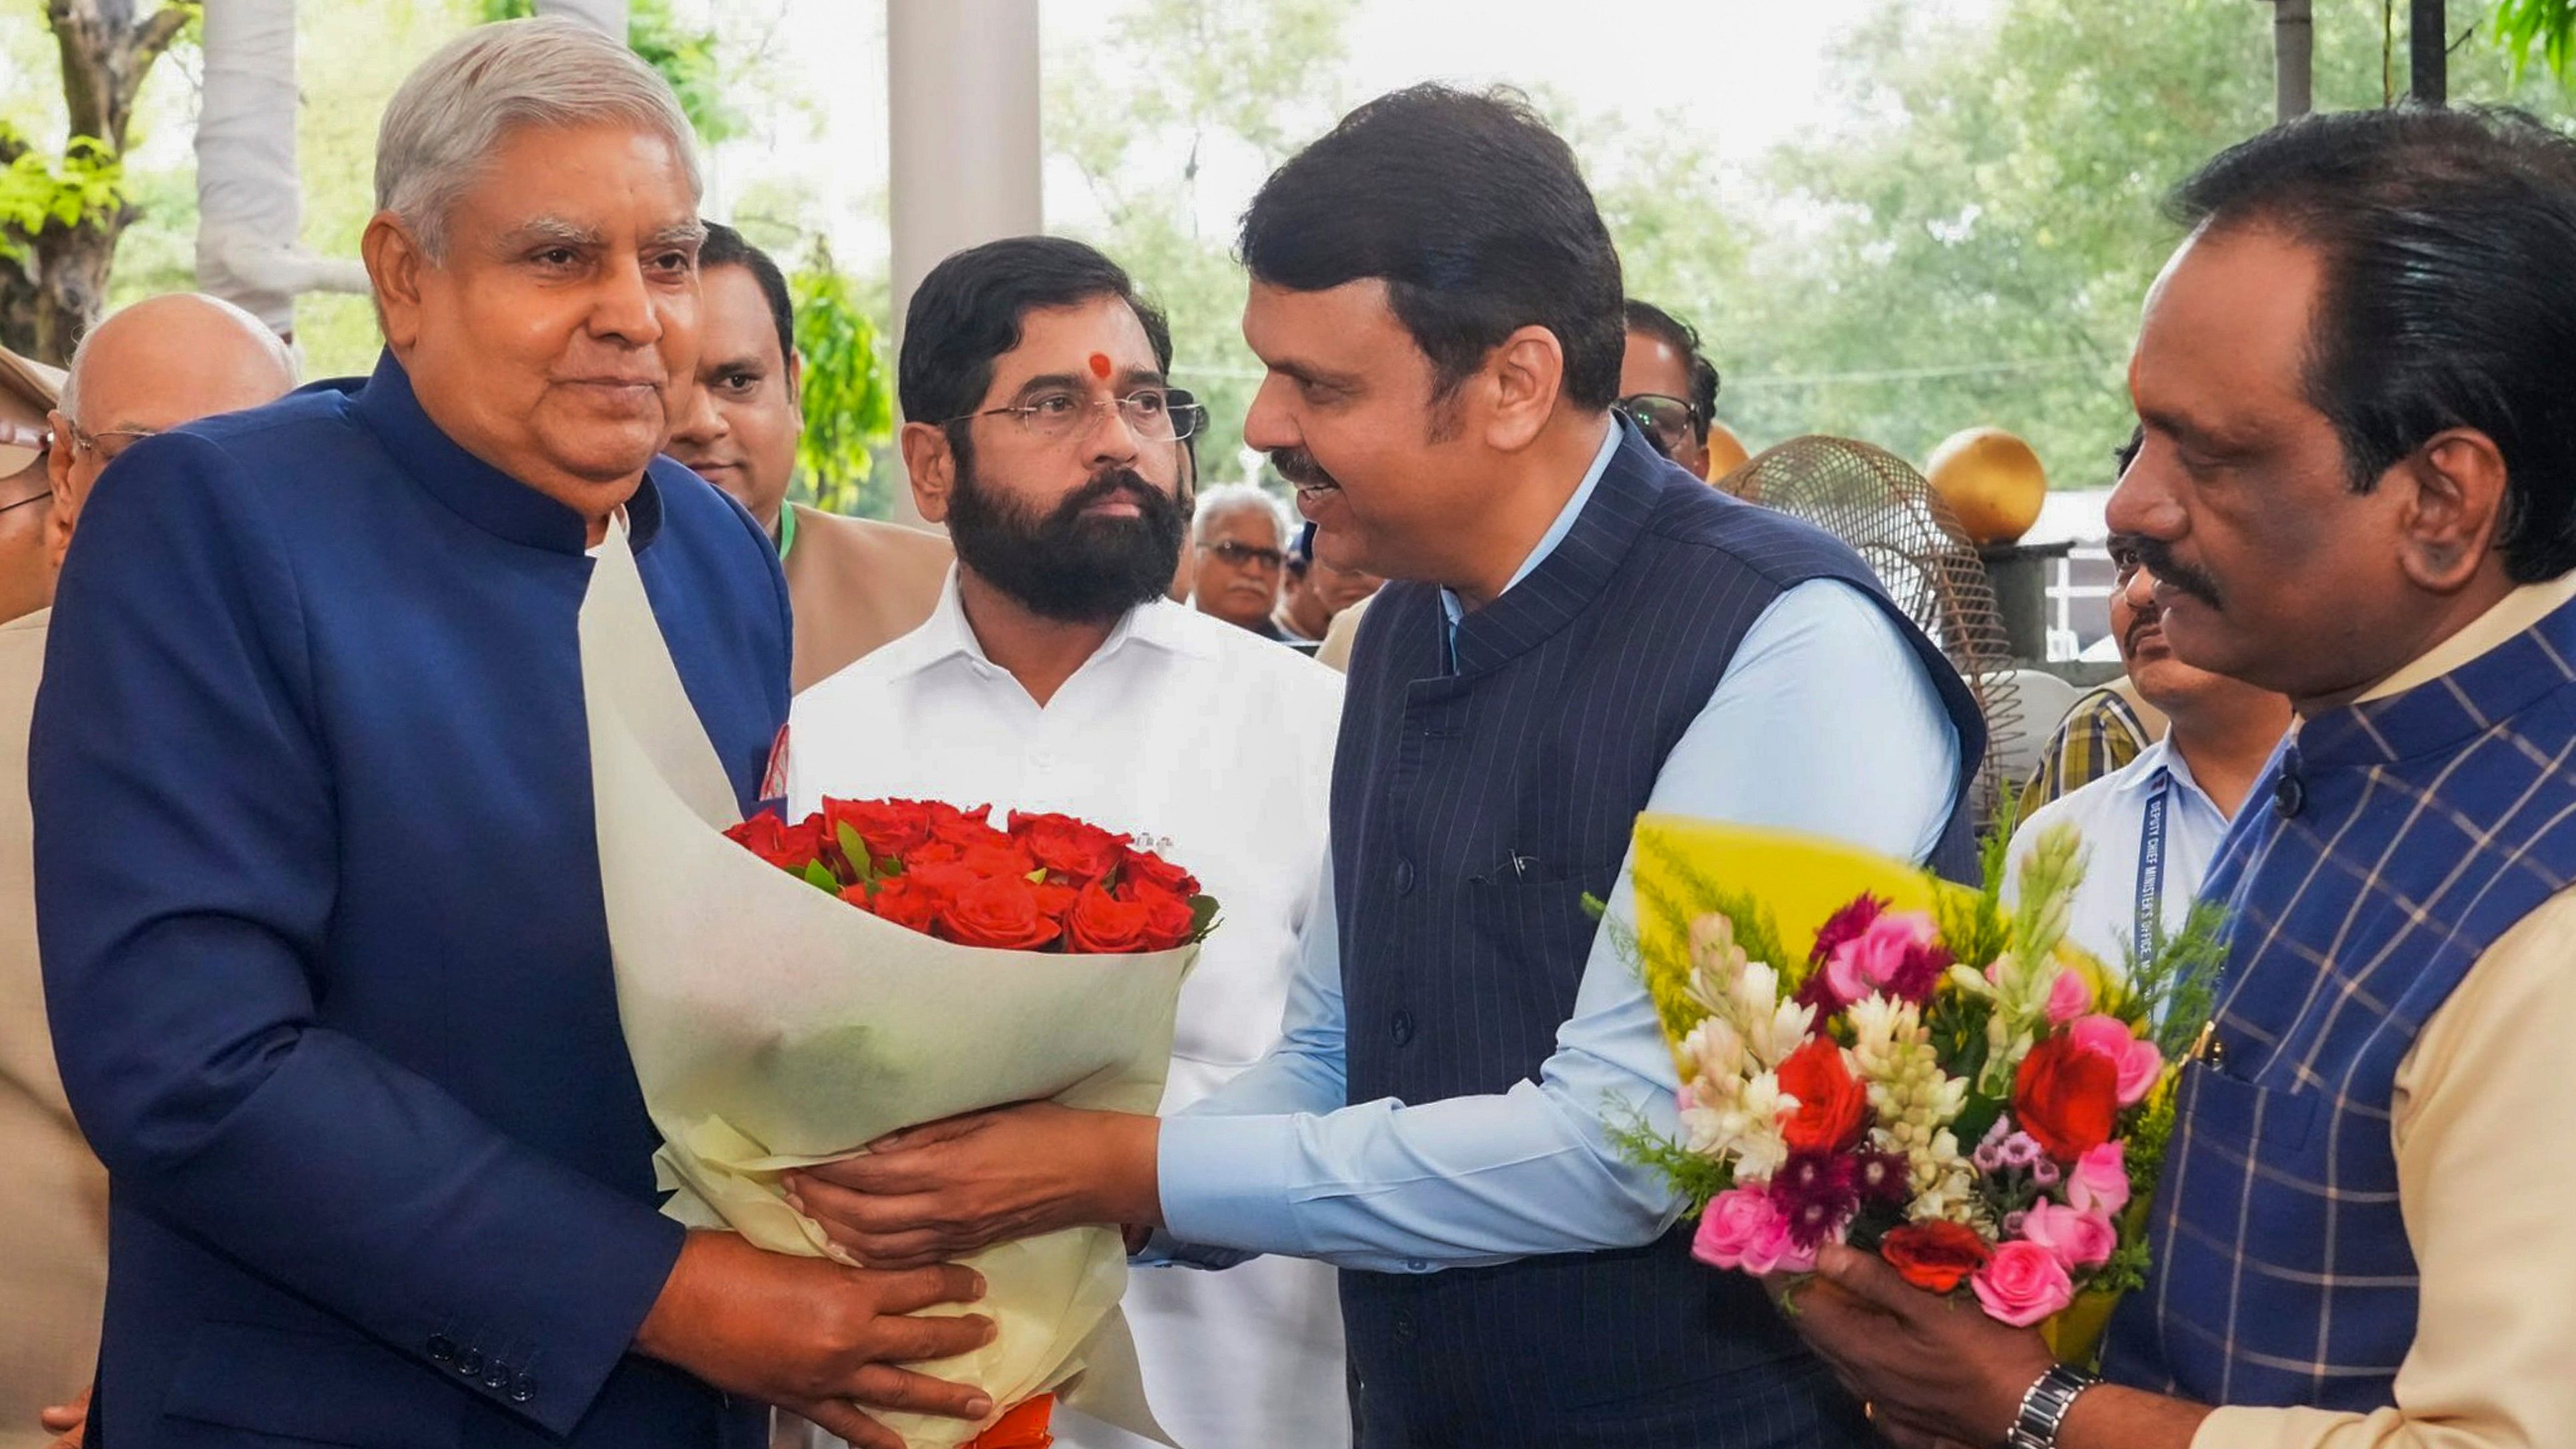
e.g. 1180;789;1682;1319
787;236;1351;1449
1618;300;1721;481
5;294;294;1448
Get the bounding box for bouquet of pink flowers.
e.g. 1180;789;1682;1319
1613;814;2219;1342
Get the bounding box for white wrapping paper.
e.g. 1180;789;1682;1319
578;526;1188;1447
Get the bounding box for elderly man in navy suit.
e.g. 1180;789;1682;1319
29;20;991;1449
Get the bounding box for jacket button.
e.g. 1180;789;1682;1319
426;1335;455;1364
1395;860;1416;895
1391;1010;1414;1047
1393;1311;1418;1343
511;1374;538;1404
456;1347;484;1376
2273;773;2304;818
483;1363;511;1390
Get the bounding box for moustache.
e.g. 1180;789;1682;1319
1054;467;1169;522
2133;537;2225;612
1271;447;1339;491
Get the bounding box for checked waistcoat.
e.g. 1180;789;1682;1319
1327;429;1986;1447
2104;591;2576;1410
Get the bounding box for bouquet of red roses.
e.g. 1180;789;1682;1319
577;532;1201;1448
725;799;1215;956
1611;813;2221;1354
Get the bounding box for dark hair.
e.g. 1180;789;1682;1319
699;222;796;372
899;235;1173;429
2169;106;2576;582
1622;300;1721;441
1239;84;1625;413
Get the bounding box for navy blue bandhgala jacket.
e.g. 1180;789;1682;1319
31;353;788;1448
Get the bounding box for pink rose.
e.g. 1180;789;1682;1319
2069;1014;2163;1107
1972;1239;2077;1327
2045;966;2095;1025
2020;1201;2117;1273
2067;1142;2131;1217
1825;911;1941;1004
1691;1187;1815;1275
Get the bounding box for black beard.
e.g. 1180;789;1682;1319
946;459;1187;624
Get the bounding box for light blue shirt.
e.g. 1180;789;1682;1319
1152;421;1965;1275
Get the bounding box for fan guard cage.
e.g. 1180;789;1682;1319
1717;435;2024;828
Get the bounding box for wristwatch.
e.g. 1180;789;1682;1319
2001;1362;2100;1449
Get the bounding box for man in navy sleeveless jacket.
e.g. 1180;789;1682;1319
29;21;994;1449
1777;109;2576;1449
788;87;1986;1448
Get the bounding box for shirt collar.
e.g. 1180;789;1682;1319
2355;568;2576;704
873;564;1220;684
1440;418;1623;630
350;349;663;556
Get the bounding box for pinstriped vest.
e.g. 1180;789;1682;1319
1329;430;1986;1446
2105;590;2576;1410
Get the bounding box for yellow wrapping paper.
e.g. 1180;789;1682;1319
578;526;1186;1448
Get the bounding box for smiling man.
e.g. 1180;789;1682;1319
2004;540;2287;968
1777;106;2576;1449
31;21;991;1449
666;223;951;692
787;86;1986;1449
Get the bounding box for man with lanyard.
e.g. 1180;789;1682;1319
784;84;1987;1449
2007;536;2288;970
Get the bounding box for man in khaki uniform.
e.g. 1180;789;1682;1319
665;224;950;693
4;296;294;1447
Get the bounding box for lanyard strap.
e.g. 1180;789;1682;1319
2133;770;2174;966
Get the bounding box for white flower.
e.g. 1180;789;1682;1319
1684;921;1812;1072
1678;1068;1797;1182
1679;1016;1747;1088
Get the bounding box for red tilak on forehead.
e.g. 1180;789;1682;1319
1088;351;1112;379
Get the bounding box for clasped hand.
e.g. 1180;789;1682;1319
786;1102;1164;1270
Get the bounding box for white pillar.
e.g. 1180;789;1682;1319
887;0;1042;520
534;0;629;37
195;0;369;337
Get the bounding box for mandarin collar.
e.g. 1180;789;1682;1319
350;349;662;556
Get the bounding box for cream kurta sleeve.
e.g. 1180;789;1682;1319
2189;884;2576;1449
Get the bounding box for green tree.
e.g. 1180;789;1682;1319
1044;0;1359;486
2495;0;2576;79
791;248;896;518
0;0;198;362
475;0;740;143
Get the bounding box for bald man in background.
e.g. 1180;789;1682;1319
3;294;296;1448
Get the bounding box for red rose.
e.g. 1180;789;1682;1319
1128;882;1201;952
1120;847;1201;900
848;878;939;934
1064;881;1154;954
1776;1036;1870;1153
2012;1034;2121;1163
960;838;1040;881
1032;881;1079;923
726;811;830;874
1010;812;1130;883
939;874;1061;950
927;802;1004;849
901;859;981;905
821;797;935;862
1879;1220;1993;1294
905;841;965;869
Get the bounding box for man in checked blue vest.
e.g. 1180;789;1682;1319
787;85;1986;1447
1777;107;2576;1449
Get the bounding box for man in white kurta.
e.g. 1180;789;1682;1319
790;573;1347;1449
784;233;1349;1449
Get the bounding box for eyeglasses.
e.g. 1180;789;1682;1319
0;489;51;518
1198;540;1285;571
1615;393;1701;457
69;423;158;463
943;387;1207;446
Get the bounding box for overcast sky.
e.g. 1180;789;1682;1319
712;0;2000;266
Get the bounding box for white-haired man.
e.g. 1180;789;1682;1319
1189;483;1293;639
30;22;990;1449
4;293;296;1449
